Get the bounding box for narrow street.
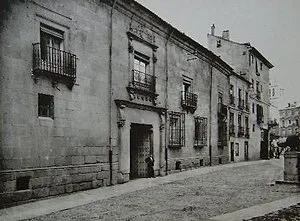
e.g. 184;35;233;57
2;158;298;221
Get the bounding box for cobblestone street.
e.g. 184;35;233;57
15;159;299;221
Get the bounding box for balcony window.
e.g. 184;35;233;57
257;104;264;123
169;112;185;147
181;80;197;111
132;53;155;92
32;24;76;89
194;117;207;147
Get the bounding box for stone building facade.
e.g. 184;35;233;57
0;0;234;206
279;103;300;137
208;25;273;160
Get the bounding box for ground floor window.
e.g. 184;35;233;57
194;116;207;146
38;93;54;119
169;111;185;147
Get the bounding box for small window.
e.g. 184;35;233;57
217;40;221;48
252;103;255;113
194;117;208;146
16;176;30;190
289;120;291;124
38;94;54;119
253;124;255;132
235;143;239;156
260;62;263;70
169;112;185;147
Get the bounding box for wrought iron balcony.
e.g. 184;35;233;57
229;124;235;137
238;126;244;137
132;70;156;93
218;103;228;116
238;99;244;110
181;91;197;111
229;95;235;106
32;43;76;88
245;127;250;138
257;115;264;124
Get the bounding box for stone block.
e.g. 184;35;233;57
3;180;15;192
33;187;49;198
62;175;73;184
65;184;73;193
85;155;97;164
12;190;33;202
49;185;65;196
92;180;102;188
31;178;43;189
79;182;91;191
96;155;107;163
72;156;84;165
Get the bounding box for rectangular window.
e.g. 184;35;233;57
132;52;154;92
38;94;54;119
235;143;239;156
253;124;255;132
40;23;64;61
194;117;208;146
169;112;185;147
252;103;255;113
260;62;263;70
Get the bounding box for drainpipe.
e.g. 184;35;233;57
209;62;213;166
165;28;174;175
108;0;117;186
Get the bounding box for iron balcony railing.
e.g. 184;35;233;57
229;95;235;106
32;43;76;79
238;99;244;110
229;124;235;136
238;126;244;137
132;70;156;92
245;127;250;138
181;91;198;109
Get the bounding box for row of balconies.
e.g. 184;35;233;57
229;125;250;138
229;95;250;111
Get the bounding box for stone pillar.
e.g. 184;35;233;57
284;151;300;183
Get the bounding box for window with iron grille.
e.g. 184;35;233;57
169;111;185;147
194;117;207;146
38;94;54;119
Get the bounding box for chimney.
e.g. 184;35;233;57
222;30;230;40
211;24;215;36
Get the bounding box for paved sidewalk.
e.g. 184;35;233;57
212;195;300;221
0;160;268;221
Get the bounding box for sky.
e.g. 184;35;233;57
136;0;300;109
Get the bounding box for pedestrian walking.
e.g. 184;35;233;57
145;154;155;178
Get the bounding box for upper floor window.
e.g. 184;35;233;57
132;52;155;92
181;77;197;111
169;112;185;147
217;40;221;48
194;117;208;147
40;24;64;60
260;62;263;70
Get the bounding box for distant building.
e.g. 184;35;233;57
269;78;284;121
208;25;274;160
279;102;300;137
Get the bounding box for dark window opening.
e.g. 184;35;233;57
169;112;185;147
219;158;222;164
175;161;182;170
217;40;221;48
200;159;204;166
194;117;208;146
38;94;54;119
16;176;30;190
